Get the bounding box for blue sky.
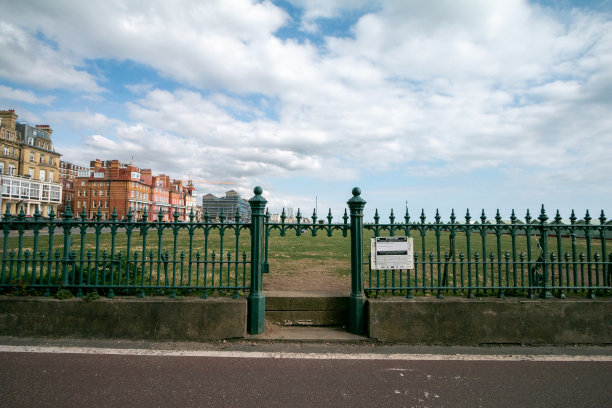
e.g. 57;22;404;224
1;0;611;221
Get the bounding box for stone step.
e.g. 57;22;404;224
247;325;371;342
265;291;349;326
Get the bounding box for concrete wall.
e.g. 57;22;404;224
368;297;612;345
0;296;246;341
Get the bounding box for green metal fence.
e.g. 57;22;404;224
1;186;610;336
0;205;251;299
364;207;611;299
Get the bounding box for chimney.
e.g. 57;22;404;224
35;124;53;135
0;109;18;129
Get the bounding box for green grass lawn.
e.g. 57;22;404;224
1;223;609;296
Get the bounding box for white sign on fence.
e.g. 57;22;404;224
370;236;414;270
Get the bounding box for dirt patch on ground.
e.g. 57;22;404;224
263;259;350;292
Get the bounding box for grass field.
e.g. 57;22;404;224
1;223;609;296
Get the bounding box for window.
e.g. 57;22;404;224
27;137;34;145
28;168;34;178
30;153;34;162
0;162;3;175
39;169;46;181
99;190;103;197
40;155;44;163
51;186;60;201
92;201;96;208
93;181;97;187
3;147;8;155
93;190;97;197
8;164;15;175
49;171;54;182
78;190;81;197
94;172;104;178
81;181;85;186
83;201;87;208
105;201;108;208
30;183;39;199
77;201;81;208
42;185;49;200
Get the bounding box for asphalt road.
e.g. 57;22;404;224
1;345;610;408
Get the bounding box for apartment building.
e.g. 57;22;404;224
0;109;62;217
60;160;87;181
58;160;88;214
201;190;251;222
74;159;196;222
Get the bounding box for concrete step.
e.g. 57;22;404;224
248;324;371;343
265;291;349;327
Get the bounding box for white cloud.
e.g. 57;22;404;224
0;22;104;93
3;0;611;212
0;85;54;105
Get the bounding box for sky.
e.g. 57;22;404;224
1;0;611;222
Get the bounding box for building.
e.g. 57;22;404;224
74;159;196;222
0;109;62;217
58;160;88;215
201;190;251;222
60;160;87;182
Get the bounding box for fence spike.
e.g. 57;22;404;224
111;207;118;221
48;207;56;221
450;209;456;224
97;207;103;221
80;207;87;220
480;209;486;224
374;209;380;224
599;210;606;224
495;209;501;224
127;207;133;221
584;209;591;224
404;207;410;223
327;208;333;223
63;200;73;219
435;209;441;223
525;209;531;223
420;209;426;223
538;204;548;223
510;209;517;223
465;209;471;223
555;210;562;224
569;209;576;224
389;209;395;224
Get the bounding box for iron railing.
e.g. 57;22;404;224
0;205;251;298
364;207;611;299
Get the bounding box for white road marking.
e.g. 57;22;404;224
0;345;611;361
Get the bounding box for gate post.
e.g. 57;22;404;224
248;186;267;334
347;187;366;334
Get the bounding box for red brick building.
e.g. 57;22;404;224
74;159;196;221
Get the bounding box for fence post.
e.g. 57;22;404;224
248;186;267;334
347;187;366;334
61;202;74;287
